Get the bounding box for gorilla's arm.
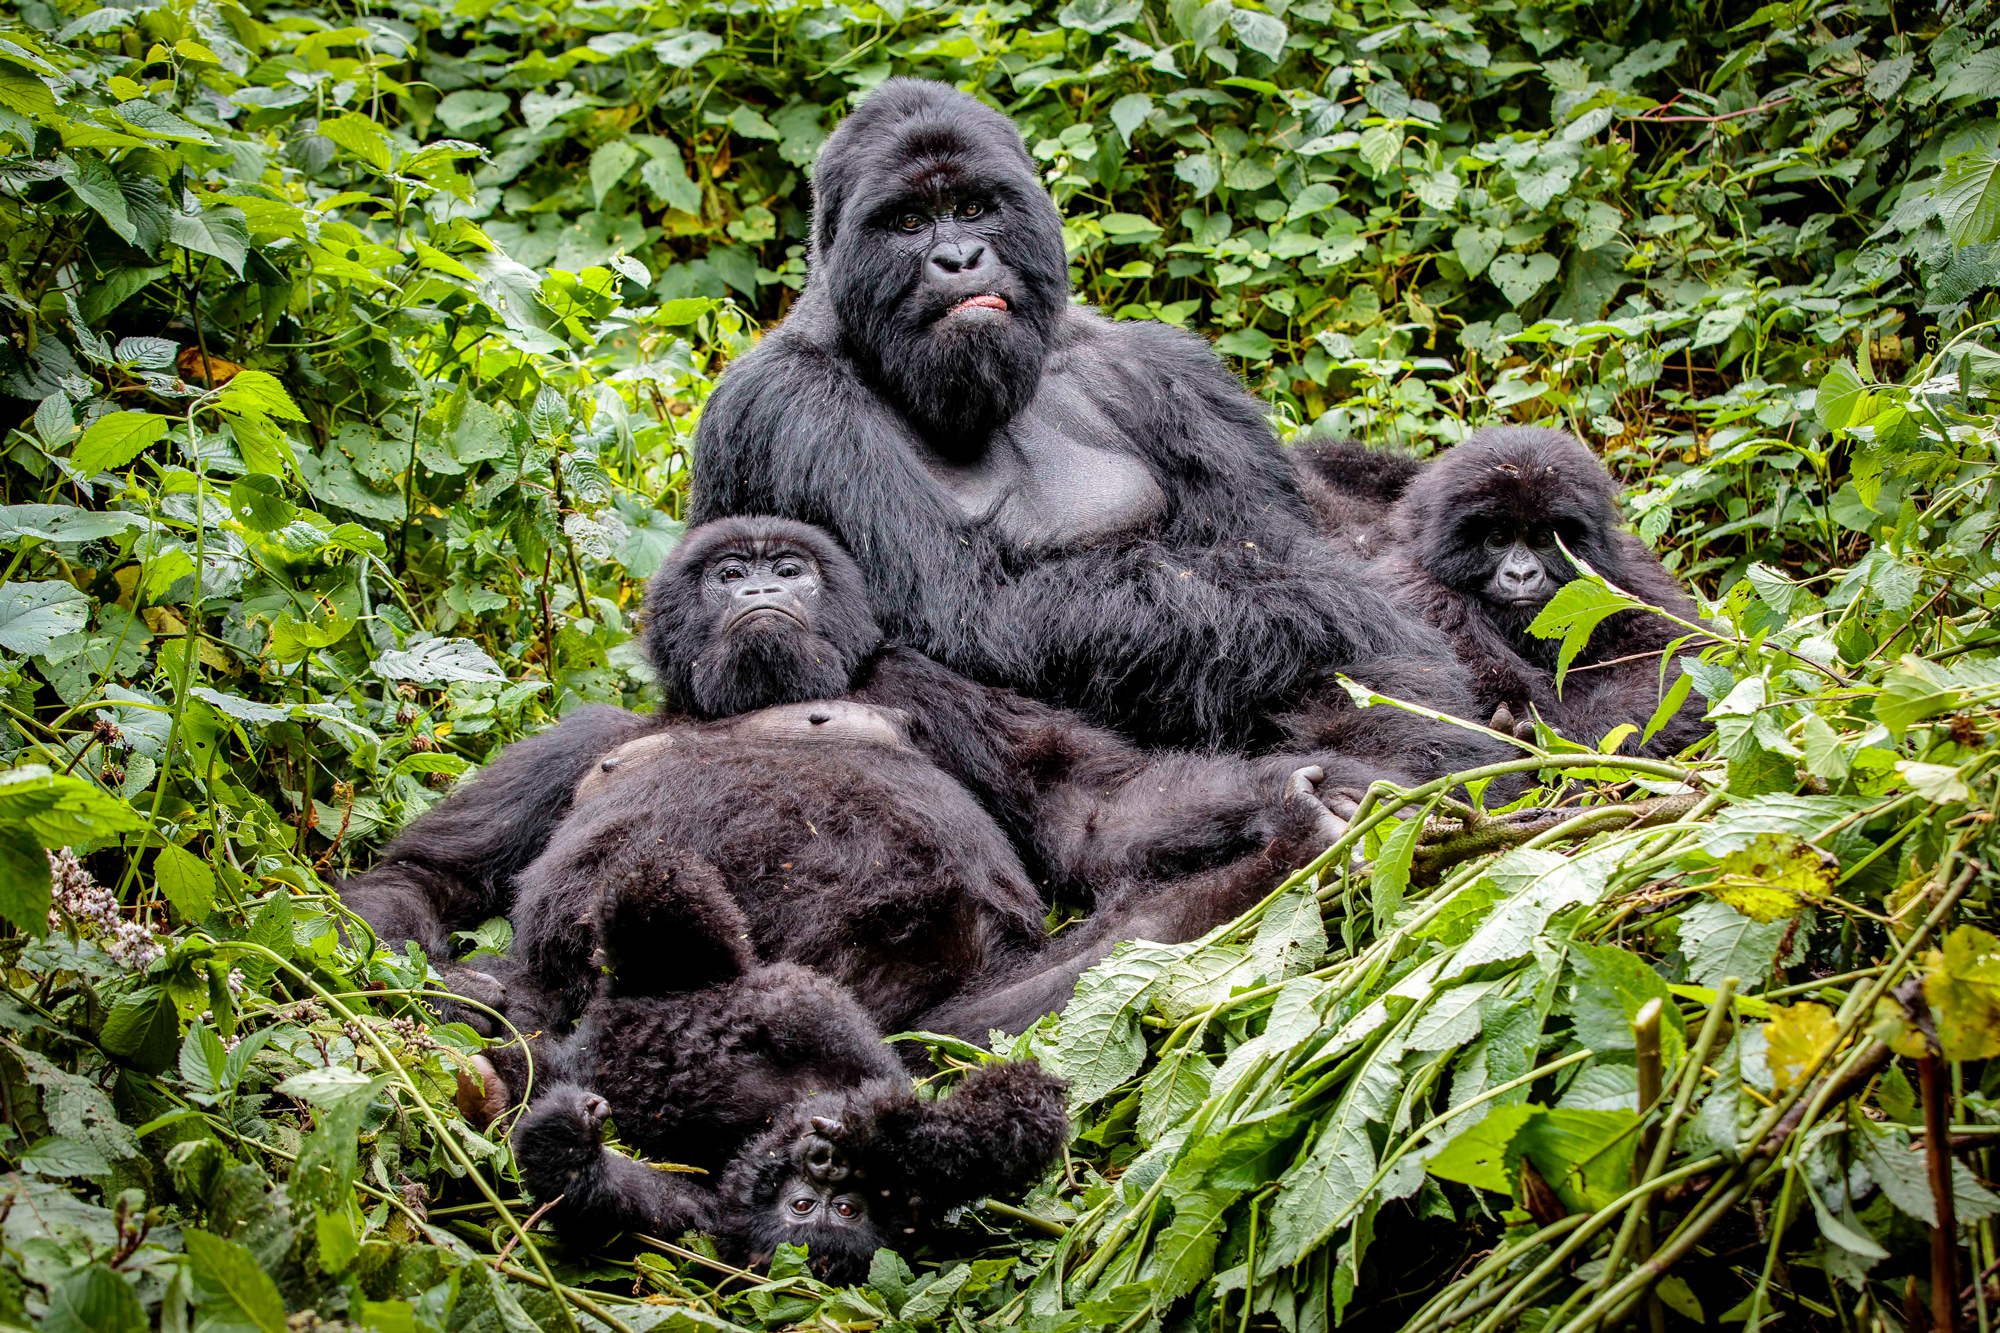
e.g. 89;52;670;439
917;780;1340;1039
689;316;1461;751
844;1063;1069;1211
339;705;656;963
513;1083;716;1246
852;649;1348;898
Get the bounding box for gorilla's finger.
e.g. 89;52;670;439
1514;717;1538;742
1489;704;1516;734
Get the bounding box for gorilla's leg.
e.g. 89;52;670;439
339;705;657;1027
513;1083;716;1245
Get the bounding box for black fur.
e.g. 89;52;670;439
506;517;1354;1040
1289;436;1425;561
510;855;1068;1280
689;78;1492;762
1374;427;1711;757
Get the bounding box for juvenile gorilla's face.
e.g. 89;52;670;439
643;517;883;720
1471;519;1579;610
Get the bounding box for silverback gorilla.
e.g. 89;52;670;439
505;516;1354;1041
687;78;1494;766
346;517;1353;1035
511;846;1067;1280
1368;428;1711;757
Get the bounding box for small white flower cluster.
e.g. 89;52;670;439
45;849;164;972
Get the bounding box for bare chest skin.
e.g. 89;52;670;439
574;702;915;803
918;367;1167;551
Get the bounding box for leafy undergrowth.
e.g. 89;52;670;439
3;0;2000;1328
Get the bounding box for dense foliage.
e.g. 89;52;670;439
1;0;1998;1328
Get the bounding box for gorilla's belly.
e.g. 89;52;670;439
924;371;1166;552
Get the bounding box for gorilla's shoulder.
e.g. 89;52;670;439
1049;305;1234;383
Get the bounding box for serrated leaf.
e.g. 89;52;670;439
371;636;506;685
218;370;305;422
1525;574;1643;691
71;411;169;474
155;841;217;919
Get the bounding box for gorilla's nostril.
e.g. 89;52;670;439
600;757;618;772
809;712;830;725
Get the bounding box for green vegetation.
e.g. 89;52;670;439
1;0;1997;1327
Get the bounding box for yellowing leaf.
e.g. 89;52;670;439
1924;926;2000;1061
217;370;306;423
1706;832;1829;923
1765;1001;1839;1092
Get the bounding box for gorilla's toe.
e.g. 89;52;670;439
455;1054;507;1128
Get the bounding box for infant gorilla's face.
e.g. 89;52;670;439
751;1122;899;1282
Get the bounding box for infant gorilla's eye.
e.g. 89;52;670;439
1482;530;1511;551
898;212;927;233
957;201;983;219
833;1200;856;1218
791;1198;816;1215
1530;529;1557;548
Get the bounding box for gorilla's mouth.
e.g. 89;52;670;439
729;606;808;631
945;293;1009;317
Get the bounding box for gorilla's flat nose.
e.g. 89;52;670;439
930;241;985;274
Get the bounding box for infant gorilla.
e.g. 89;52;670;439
511;843;1068;1280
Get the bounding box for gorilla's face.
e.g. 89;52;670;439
742;1127;897;1283
1469;519;1579;611
642;517;883;719
810;81;1071;448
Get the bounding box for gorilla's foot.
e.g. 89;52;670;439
455;1053;508;1128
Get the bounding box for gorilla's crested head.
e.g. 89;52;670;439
1402;427;1624;620
808;79;1070;447
643;517;882;719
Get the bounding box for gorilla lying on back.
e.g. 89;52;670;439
513;843;1066;1280
341;514;1356;1031
1371;428;1711;757
690;78;1496;769
498;515;1353;1046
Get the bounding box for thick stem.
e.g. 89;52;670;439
1926;1050;1962;1333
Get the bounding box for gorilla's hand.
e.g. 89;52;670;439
804;1115;854;1187
1284;765;1357;847
454;1053;509;1129
1488;705;1539;743
431;962;507;1036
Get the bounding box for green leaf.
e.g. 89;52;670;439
1049;941;1180;1107
1213;328;1274;360
218;370;305;422
436;90;510;132
71;411;169;474
1058;0;1141;31
167;205;249;277
1524;575;1643;692
1815;359;1871;430
179;1020;227;1093
62;152;135;243
155;841;217;919
43;1265;146;1333
0;580;90;654
185;1230;288;1333
1228;8;1287;60
1488;251;1560;306
590;139;641;207
1109;92;1153;143
99;985;178;1072
319;113;393;172
371;636;506;685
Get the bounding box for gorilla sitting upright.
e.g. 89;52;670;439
512;842;1067;1280
688;78;1494;768
1369;427;1712;757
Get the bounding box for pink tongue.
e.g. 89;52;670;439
950;294;1009;313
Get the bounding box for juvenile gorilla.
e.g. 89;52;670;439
512;845;1067;1280
499;516;1354;1043
1372;428;1711;757
689;78;1493;766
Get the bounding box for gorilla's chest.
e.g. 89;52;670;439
920;373;1166;551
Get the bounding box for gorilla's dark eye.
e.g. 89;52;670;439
775;560;805;579
957;201;983;219
833;1200;856;1218
898;212;927;233
791;1198;815;1215
1482;530;1511;552
717;562;747;582
1530;528;1557;548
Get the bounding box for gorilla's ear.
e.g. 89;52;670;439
596;845;752;995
